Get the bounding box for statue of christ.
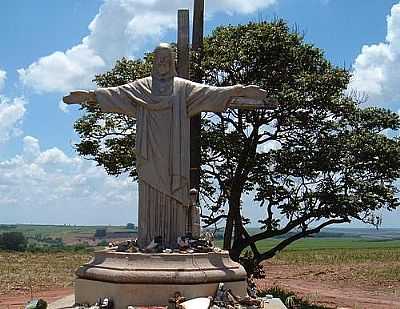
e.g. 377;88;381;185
63;43;268;247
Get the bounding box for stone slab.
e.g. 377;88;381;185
48;294;74;309
264;298;287;309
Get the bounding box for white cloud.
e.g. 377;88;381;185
0;136;136;219
0;96;26;144
18;45;105;93
349;2;400;104
208;0;276;14
18;0;277;94
58;100;69;113
0;69;6;92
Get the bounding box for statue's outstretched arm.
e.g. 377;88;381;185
63;90;97;105
187;81;276;116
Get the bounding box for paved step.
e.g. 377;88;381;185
48;294;74;309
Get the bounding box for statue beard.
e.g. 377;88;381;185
151;64;176;96
152;63;176;79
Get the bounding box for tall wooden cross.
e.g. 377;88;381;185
176;3;202;195
177;1;276;198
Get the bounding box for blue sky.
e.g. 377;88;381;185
0;0;399;227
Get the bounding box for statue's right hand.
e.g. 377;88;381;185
63;90;92;104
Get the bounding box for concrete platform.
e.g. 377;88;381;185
49;294;287;309
76;279;246;308
68;250;287;308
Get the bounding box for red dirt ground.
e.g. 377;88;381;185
0;288;73;309
258;262;400;308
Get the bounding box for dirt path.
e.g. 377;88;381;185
0;288;73;309
259;262;400;309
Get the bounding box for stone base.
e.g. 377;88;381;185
75;279;246;308
75;250;247;308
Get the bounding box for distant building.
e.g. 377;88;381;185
126;223;137;230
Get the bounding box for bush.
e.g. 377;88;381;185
26;242;92;253
97;240;109;247
258;287;328;309
0;231;27;251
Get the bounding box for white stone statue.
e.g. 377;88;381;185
63;43;268;247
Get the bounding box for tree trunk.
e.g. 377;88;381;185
223;207;234;250
228;184;244;261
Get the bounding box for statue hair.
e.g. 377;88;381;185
152;43;177;79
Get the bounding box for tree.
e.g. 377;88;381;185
0;231;27;251
74;20;400;274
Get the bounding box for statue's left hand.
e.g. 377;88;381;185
229;85;276;110
239;85;267;101
63;90;95;105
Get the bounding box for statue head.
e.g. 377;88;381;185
152;43;176;80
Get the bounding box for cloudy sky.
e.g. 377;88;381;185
0;0;399;226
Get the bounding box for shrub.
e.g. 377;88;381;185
258;287;328;309
0;231;27;251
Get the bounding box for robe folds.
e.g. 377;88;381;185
95;76;236;247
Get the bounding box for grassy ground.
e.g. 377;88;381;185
274;247;400;283
255;237;400;251
275;247;400;264
0;251;90;296
0;224;135;239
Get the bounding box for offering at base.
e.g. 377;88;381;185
71;281;275;309
105;232;215;254
25;299;47;309
180;297;211;309
247;275;257;299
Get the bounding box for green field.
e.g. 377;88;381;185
2;224;400;252
0;224;135;238
216;237;400;253
255;237;400;251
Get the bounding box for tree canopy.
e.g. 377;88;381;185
74;20;400;273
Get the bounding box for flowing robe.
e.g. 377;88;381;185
95;76;236;247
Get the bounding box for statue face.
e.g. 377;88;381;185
153;46;176;80
155;49;172;77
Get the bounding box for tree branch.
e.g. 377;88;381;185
201;214;228;228
255;218;350;264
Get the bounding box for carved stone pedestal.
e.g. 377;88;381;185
75;250;247;308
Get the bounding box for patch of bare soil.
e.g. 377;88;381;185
258;262;400;309
0;288;72;309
